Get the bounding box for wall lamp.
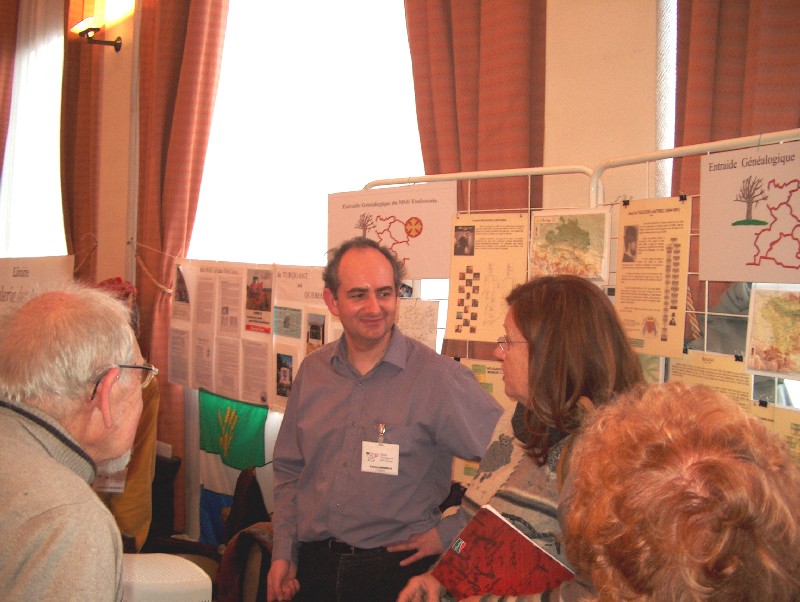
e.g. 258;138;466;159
70;16;122;52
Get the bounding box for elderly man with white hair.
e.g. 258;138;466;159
0;283;155;601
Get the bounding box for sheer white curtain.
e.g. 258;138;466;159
0;0;66;257
188;1;424;267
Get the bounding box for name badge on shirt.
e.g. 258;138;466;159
362;441;399;475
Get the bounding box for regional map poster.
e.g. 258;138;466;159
328;181;457;279
700;140;800;283
529;207;610;282
615;197;691;358
445;213;529;343
745;283;800;380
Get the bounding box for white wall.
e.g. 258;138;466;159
96;12;136;283
543;0;660;208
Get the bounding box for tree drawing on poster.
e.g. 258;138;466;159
732;176;769;225
328;181;457;279
700;140;800;283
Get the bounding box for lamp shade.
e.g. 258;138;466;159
70;16;105;35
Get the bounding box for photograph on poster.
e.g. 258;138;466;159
246;271;272;311
245;269;274;333
305;312;326;355
622;225;638;263
175;266;191;302
276;352;294;398
454;225;475;256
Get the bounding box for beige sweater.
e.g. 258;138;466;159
0;399;123;601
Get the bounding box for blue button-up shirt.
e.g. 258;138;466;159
271;327;502;563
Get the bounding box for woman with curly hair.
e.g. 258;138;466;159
398;275;644;602
562;382;800;601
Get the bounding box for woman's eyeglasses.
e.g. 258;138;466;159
497;336;526;352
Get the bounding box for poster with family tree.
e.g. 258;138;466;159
445;213;529;343
615;197;691;358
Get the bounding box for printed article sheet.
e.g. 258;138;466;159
745;283;800;380
168;260;328;410
0;255;74;307
749;403;800;466
700;139;800;283
668;350;753;411
615;197;691;358
397;298;439;351
328;181;457;279
668;349;800;465
529;207;610;282
446;213;529;343
453;358;515;484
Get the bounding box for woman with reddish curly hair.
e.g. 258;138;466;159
562;382;800;601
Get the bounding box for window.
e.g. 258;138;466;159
655;0;677;197
0;0;66;257
188;2;424;267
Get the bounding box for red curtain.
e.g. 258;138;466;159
0;0;20;175
404;0;546;211
672;0;800;312
61;0;101;278
137;0;228;530
673;0;800;195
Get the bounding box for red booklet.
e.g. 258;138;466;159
431;504;574;599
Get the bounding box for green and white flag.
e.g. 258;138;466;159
199;389;267;470
198;389;269;545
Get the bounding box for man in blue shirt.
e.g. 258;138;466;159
268;237;502;601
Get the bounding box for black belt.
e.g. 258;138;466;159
304;538;388;555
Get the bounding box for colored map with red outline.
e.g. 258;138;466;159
371;215;424;266
748;179;800;270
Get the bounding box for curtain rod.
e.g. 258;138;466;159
362;164;594;190
590;128;800;205
360;128;800;210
